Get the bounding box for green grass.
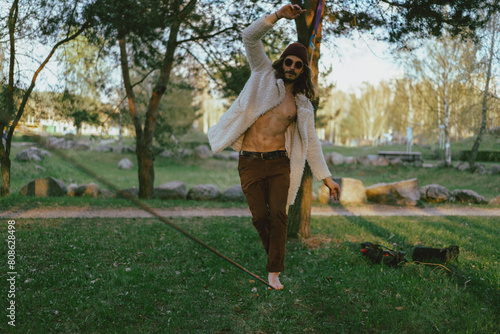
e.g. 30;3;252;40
3;216;499;333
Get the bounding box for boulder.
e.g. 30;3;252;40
195;145;212;159
366;178;420;206
187;184;221;201
338;177;367;204
46;137;65;149
389;157;404;167
420;184;451;203
474;164;487;175
455;161;470;171
73;141;91;150
372;156;389;167
489;195;500;205
451;189;488;204
118;158;134;170
66;183;79;197
159;150;173;158
100;188;117;199
344;156;357;165
74;183;100;197
329;152;345;165
154;181;187;200
19;177;67;197
487;164;500;175
317;184;330;204
94;145;113;152
15;147;51;162
356;155;372;166
221;185;246;202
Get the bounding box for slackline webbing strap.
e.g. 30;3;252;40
31;136;275;290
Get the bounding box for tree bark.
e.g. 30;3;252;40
287;0;325;239
469;15;496;172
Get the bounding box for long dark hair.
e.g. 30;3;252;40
272;57;318;101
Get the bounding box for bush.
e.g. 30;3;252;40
459;150;500;162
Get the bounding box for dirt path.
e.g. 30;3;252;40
2;205;499;219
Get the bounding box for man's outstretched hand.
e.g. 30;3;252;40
277;4;307;20
324;177;340;201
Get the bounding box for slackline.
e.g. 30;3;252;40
29;136;275;290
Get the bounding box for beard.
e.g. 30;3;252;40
283;71;299;83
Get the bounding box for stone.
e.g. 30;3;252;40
344;156;357;165
118;158;134;170
46;137;65;149
474;164;487;175
15;147;50;162
487;164;500;175
338;177;367;204
389;157;404;167
195;145;212;159
74;183;100;197
366;178;420;206
74;141;91;150
187;184;221;201
154;181;187;200
229;152;240;160
19;177;67;197
356;155;372;166
329;152;345;165
159;150;173;158
63;140;75;149
119;187;138;198
456;161;470;171
372;156;389;167
420;184;451;203
94;145;113;152
100;188;117;199
318;184;330;204
489;195;500;205
451;189;488;204
221;185;246;202
67;183;79;197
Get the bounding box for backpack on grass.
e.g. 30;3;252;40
360;242;407;267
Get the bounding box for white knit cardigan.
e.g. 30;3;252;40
207;15;332;209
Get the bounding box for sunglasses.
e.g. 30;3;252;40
284;58;303;70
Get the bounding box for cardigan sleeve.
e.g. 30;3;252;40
306;112;332;181
242;16;275;72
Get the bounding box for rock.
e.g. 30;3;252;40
195;145;212;159
338;177;367;204
118;158;134;170
113;145;123;154
159;150;173;158
356;155;372;166
177;149;192;158
63;140;75;149
344;156;357;165
67;183;79;197
100;188;117;199
73;141;91;150
94;145;113;152
187;184;221;201
74;183;100;197
389;157;404;167
455;161;470;171
329;152;345;165
366;178;420;206
123;145;136;153
489;195;500;205
229;152;240;160
46;137;65;149
221;185;246;202
119;187;138;198
474;164;487;175
19;177;67;197
487;164;500;175
318;184;331;204
451;189;487;204
372;156;389;167
154;181;187;200
420;184;451;203
15;147;50;162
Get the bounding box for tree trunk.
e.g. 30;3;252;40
469;15;496;172
288;0;325;239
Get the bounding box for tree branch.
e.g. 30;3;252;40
177;25;236;44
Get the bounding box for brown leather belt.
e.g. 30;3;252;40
240;150;288;160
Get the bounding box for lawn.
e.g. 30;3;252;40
3;215;498;333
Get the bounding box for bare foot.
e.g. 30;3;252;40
268;272;284;290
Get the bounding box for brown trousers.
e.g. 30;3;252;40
238;153;290;272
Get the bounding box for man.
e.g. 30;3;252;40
208;4;340;290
